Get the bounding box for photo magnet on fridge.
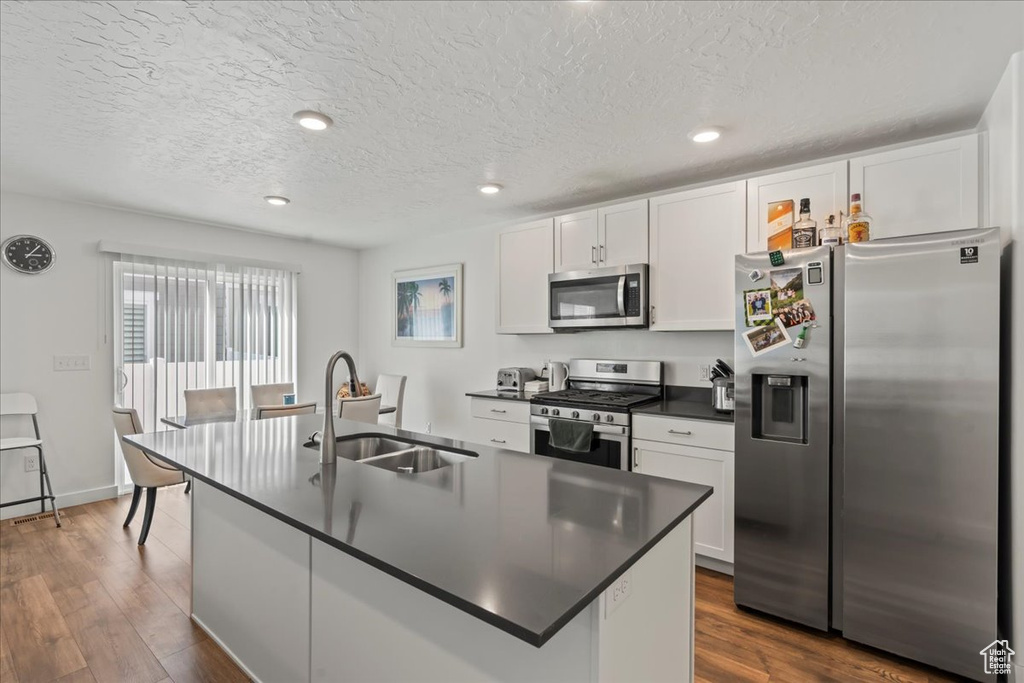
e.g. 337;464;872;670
774;298;816;328
769;267;803;311
743;288;773;326
742;317;792;357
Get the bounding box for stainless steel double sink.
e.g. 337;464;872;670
305;435;476;474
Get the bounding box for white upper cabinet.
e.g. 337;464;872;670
746;161;849;253
598;199;649;267
649;181;745;331
849;133;979;238
554;210;600;272
496;218;554;334
554;200;650;272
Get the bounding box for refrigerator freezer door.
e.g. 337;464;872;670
733;246;833;630
841;228;1000;679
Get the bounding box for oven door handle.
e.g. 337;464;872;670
616;275;626;316
531;416;627;436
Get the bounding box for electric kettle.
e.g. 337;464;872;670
545;361;568;391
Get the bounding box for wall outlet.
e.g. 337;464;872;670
24;453;39;472
54;354;91;372
698;364;712;382
425;421;432;434
604;569;633;618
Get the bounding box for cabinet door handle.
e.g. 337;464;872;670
490;409;506;414
668;429;693;436
651;306;656;325
633;447;639;470
599;244;605;263
592;246;597;264
490;438;506;444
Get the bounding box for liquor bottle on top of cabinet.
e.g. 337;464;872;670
844;193;872;243
792;198;817;249
820;214;843;247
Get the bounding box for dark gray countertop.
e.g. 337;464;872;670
465;389;542;402
126;415;711;647
632;386;735;423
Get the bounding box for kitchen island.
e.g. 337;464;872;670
126;414;711;682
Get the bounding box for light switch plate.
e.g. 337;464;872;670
604;569;633;618
54;355;91;372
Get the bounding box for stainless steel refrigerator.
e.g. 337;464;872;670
733;228;1001;680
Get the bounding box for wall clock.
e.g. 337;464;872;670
2;235;55;274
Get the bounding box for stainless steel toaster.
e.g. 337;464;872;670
496;367;536;392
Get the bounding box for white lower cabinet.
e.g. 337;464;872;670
633;429;734;565
468;397;531;453
471;417;530;453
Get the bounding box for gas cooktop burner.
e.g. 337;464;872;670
532;389;657;409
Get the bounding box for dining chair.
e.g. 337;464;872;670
184;387;237;418
0;393;60;526
112;407;186;545
255;402;317;419
251;382;295;408
338;394;382;424
375;374;407;429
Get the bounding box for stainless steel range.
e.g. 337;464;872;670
530;359;662;470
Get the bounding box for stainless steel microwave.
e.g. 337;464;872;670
548;264;648;330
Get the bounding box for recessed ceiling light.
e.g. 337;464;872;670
264;195;290;206
688;127;722;143
293;110;333;131
478;183;503;195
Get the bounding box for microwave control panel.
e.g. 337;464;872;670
625;275;642;316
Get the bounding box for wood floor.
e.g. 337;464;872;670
1;488;959;683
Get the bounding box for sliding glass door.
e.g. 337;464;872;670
112;256;296;491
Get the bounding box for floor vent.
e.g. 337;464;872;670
11;513;63;526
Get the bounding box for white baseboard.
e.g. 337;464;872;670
1012;660;1022;682
0;484;119;520
695;554;734;576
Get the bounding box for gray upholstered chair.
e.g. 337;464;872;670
183;386;236;419
338;394;382;424
251;382;295;408
112;407;186;545
375;374;407;429
255;402;316;419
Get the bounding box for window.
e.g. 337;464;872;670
113;256;297;433
122;304;147;363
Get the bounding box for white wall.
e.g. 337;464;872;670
357;223;733;441
0;192;359;517
979;51;1023;680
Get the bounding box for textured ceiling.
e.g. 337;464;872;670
1;1;1022;249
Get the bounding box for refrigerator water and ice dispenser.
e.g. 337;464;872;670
751;374;808;444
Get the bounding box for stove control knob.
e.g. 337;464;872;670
571;411;579;419
551;409;560;416
539;407;548;415
592;413;601;422
605;414;615;423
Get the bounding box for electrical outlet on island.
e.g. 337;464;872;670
24;453;39;472
425;421;432;434
698;364;712;382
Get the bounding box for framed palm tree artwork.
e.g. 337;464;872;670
392;263;463;347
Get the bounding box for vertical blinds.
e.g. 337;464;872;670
113;253;298;431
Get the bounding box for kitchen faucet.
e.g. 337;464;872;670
321;350;362;465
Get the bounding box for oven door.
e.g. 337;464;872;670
548;264;647;329
530;416;629;470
